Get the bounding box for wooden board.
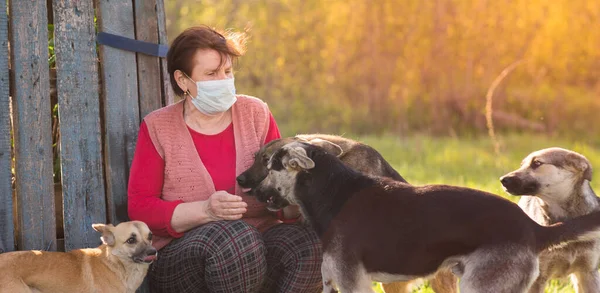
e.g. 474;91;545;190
135;0;163;118
0;0;13;253
96;0;140;225
156;0;175;105
9;0;56;251
53;0;107;251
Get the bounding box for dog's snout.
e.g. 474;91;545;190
500;175;519;188
236;174;247;186
500;173;540;195
147;247;157;256
136;246;158;263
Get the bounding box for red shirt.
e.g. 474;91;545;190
128;113;281;238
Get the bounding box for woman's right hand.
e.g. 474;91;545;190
202;191;248;221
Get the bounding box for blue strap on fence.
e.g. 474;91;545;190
96;32;168;58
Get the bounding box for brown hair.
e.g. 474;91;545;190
167;25;247;96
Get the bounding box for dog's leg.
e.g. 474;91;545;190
322;245;376;293
430;269;459;293
381;281;413;293
322;279;338;293
459;247;539;293
325;258;374;293
571;270;600;293
322;253;339;293
337;267;376;293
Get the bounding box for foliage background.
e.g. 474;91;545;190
165;0;600;144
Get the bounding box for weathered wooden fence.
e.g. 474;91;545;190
0;0;172;264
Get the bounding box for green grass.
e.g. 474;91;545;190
343;133;600;293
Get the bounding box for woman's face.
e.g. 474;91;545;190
176;49;234;98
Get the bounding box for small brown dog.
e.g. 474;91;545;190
501;147;600;292
0;221;157;293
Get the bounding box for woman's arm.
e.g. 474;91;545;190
264;112;281;143
128;121;185;237
128;122;247;236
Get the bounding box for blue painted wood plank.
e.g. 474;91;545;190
9;0;56;251
96;0;140;225
135;0;163;119
0;0;14;253
53;0;107;251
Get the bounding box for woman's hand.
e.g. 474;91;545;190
171;192;248;233
202;191;248;221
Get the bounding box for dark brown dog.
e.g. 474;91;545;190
254;141;600;293
237;134;457;293
501;147;600;292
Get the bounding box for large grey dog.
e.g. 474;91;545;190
501;147;600;292
237;134;407;194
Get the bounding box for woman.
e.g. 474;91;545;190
127;26;322;293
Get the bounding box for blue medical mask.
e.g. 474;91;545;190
184;73;237;115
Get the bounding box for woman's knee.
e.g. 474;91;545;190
201;221;267;292
265;224;322;264
182;220;266;258
263;224;323;293
150;221;267;293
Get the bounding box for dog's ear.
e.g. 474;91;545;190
567;153;593;181
295;136;310;143
93;223;116;246
286;147;315;170
583;163;593;181
307;138;343;157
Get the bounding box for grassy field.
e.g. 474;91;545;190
345;133;600;293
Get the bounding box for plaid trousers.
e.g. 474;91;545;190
148;220;322;293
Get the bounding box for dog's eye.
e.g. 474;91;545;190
126;237;137;244
148;233;153;241
531;160;543;169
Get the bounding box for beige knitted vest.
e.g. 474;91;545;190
144;95;278;250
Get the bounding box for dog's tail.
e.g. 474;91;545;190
535;210;600;252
